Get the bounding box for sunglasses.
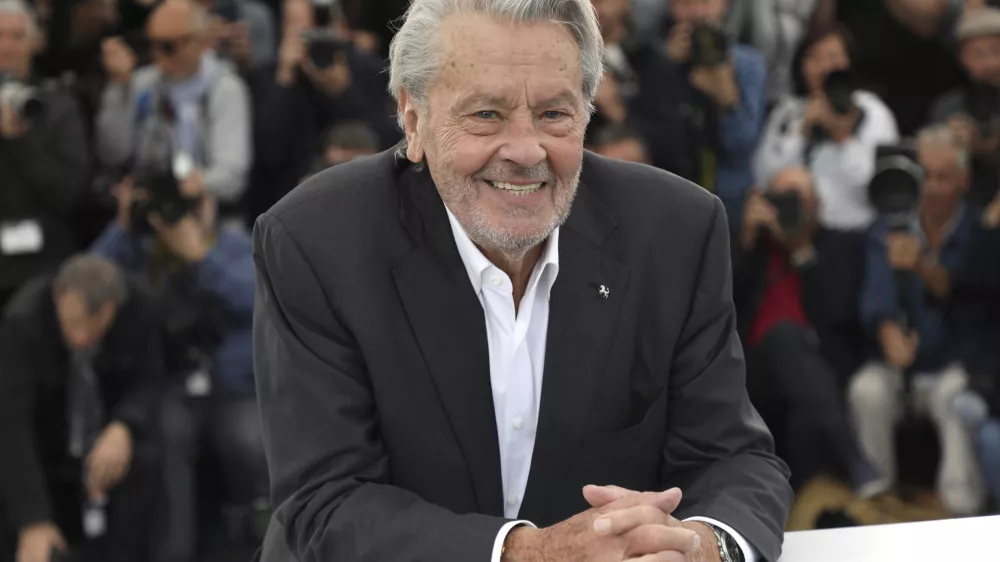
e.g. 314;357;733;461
149;35;193;57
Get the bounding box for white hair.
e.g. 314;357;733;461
387;0;604;132
917;124;970;173
0;0;37;38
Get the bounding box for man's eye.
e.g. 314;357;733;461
475;111;498;120
542;110;566;119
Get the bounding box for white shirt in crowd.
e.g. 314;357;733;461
754;90;900;231
443;210;757;562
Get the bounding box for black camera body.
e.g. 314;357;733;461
868;144;925;231
129;94;199;236
822;70;857;116
302;0;350;68
764;190;805;232
0;73;44;119
689;24;729;67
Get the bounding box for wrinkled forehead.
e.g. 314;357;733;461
432;14;586;109
0;11;29;34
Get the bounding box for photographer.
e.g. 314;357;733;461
0;0;89;311
244;0;397;225
662;0;767;230
0;255;162;562
90;166;265;561
732;167;879;494
930;7;1000;208
755;25;900;233
96;0;252;215
849;125;994;516
198;0;277;73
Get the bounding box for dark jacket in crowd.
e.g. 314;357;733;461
0;276;163;531
954;223;1000;412
91;223;257;394
732;230;867;379
245;48;399;223
930;86;1000;209
0;82;89;303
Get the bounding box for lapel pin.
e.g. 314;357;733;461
598;285;610;299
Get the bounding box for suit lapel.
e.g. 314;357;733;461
392;163;505;516
519;179;630;524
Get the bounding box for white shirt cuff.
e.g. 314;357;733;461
490;520;535;562
685;516;758;562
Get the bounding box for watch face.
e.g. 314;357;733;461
722;532;745;562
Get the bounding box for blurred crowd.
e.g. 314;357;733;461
0;0;999;561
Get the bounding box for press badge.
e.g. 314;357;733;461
82;497;108;539
185;368;212;397
0;220;43;256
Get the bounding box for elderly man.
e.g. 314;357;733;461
851;125;997;516
0;0;88;311
252;1;792;562
96;0;252;218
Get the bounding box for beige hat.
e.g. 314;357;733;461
957;7;1000;41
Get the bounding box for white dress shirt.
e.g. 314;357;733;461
444;210;756;562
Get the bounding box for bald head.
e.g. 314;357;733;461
149;0;210;37
147;0;211;81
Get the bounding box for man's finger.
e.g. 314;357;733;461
583;484;636;507
594;504;672;535
623;524;700;558
625;552;687;562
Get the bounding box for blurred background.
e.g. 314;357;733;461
0;0;999;561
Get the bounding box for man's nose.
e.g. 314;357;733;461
497;118;547;168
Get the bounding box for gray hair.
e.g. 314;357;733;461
0;0;37;38
387;0;604;133
53;254;129;315
917;124;970;173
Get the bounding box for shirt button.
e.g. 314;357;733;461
490;276;502;286
512;416;523;429
507;493;519;505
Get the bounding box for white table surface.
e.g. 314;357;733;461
778;516;999;561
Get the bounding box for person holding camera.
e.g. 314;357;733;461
0;254;163;562
96;0;252;220
849;125;996;515
197;0;277;73
930;7;1000;208
243;0;397;225
89;165;266;561
661;0;767;231
731;166;880;495
0;0;89;312
755;25;901;234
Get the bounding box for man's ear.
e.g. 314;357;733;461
399;89;425;163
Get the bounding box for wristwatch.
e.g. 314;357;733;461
705;523;745;562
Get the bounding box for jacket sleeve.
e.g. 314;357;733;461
204;75;253;203
0;322;53;530
717;47;767;158
664;198;793;562
192;231;255;320
860;225;899;337
0;91;88;217
252;214;509;562
95;81;138;169
110;296;165;439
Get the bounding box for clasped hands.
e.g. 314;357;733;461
505;485;712;562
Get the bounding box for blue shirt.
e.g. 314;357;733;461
90;222;256;393
714;44;767;231
860;208;980;372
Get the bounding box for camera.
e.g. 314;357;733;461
868;144;924;231
0;74;44;119
822;70;857;116
764;191;804;232
213;0;242;22
689;23;729;67
129;99;199;235
302;0;350;68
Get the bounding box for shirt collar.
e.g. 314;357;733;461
445;207;560;296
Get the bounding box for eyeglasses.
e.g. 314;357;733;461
149;34;193;57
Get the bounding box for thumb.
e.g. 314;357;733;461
650;487;683;514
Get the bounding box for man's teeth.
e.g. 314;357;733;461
489;181;544;195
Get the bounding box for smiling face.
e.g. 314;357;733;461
400;14;588;255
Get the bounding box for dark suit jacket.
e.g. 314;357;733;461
0;275;164;530
252;149;793;562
